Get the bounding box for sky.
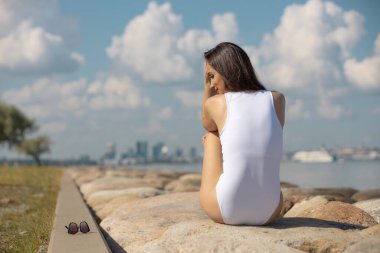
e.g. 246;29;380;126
0;0;379;160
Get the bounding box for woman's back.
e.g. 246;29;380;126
216;90;283;225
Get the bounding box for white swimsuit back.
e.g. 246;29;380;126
216;90;283;225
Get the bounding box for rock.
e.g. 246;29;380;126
135;220;304;253
352;189;380;201
178;173;202;182
97;195;146;219
135;218;369;253
69;168;105;185
281;187;358;215
313;187;358;199
360;224;380;237
285;200;378;227
354;198;380;223
281;181;299;188
87;187;165;210
80;177;150;199
343;236;380;253
284;196;329;217
99;191;373;253
145;169;187;179
104;168;147;178
164;173;202;192
142;173;174;189
100;192;209;252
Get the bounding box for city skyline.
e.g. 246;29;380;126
1;0;379;159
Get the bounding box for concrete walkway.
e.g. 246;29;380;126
48;170;111;253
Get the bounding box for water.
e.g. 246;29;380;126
135;160;380;191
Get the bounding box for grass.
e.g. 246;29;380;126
0;165;63;253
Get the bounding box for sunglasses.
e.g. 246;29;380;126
65;221;90;234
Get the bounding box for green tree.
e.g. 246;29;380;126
17;136;52;166
0;101;52;166
0;102;36;148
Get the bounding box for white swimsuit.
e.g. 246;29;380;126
216;90;283;225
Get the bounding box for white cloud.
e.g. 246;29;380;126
1;78;87;118
317;98;350;119
107;2;192;83
176;90;203;108
0;0;83;74
135;118;164;134
107;2;239;83
86;76;149;110
155;106;172;120
177;12;239;56
252;0;364;89
344;34;380;91
40;121;67;134
287;99;310;120
1;75;149;119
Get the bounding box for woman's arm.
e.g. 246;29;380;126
201;64;218;132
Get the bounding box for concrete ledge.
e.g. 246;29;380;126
48;170;111;253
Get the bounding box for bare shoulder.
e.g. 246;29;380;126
205;94;226;112
271;91;286;106
270;90;286;128
205;94;227;124
207;94;225;104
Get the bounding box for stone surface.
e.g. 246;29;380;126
80;177;151;199
360;224;380;237
281;187;358;215
164;173;202;192
286;200;378;227
68;168;105;185
97;195;145;219
99;191;367;253
352;189;380;201
284;196;329;217
280;181;299;188
100;192;209;252
135;220;304;253
343;236;380;253
354;198;380;223
87;187;165;210
66;167;380;253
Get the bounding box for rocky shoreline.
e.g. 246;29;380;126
68;167;380;253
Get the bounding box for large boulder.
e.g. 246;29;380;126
284;196;330;217
281;187;357;215
69;168;105;185
351;189;380;202
80;177;150;199
100;192;208;252
343;236;380;253
164;173;202;192
285;200;377;227
353;198;380;223
100;192;368;253
87;187;165;210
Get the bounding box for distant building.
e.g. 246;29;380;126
101;142;118;167
152;142;169;162
105;142;116;159
175;147;183;157
190;147;198;161
136;141;148;162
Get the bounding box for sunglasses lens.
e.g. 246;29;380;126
68;223;78;234
79;221;90;233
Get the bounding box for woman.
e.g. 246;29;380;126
199;42;285;226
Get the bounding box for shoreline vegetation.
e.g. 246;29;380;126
0;166;63;253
